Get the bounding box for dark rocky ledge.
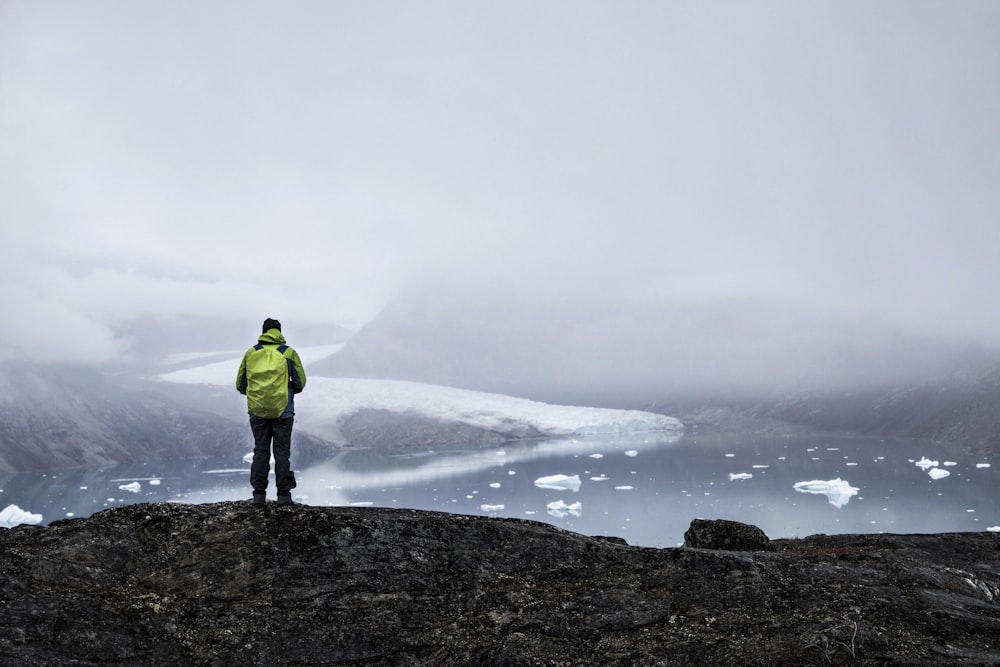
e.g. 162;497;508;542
2;503;1000;665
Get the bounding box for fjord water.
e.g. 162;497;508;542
2;429;996;547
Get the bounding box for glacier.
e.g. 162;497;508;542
156;345;684;444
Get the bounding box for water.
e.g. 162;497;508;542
2;429;996;547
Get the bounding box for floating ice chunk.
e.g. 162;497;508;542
243;452;276;465
534;474;581;491
977;463;991;469
546;500;582;518
119;482;142;493
624;450;638;457
729;473;753;481
149;479;161;486
590;475;609;481
489;482;501;488
480;504;504;512
943;461;958;467
989;526;1000;532
915;457;938;470
793;478;859;508
928;468;951;480
615;485;634;491
752;465;769;469
0;504;43;528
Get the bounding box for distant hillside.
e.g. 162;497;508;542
746;363;1000;455
0;363;333;474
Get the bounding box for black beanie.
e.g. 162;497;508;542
262;318;281;333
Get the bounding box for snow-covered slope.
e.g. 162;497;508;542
157;347;683;444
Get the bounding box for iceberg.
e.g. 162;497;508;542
118;482;142;493
546;500;582;518
927;468;950;480
915;457;938;470
729;473;753;481
1;504;43;528
793;478;859;508
534;474;581;492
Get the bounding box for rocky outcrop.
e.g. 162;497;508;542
683;517;775;551
2;503;1000;665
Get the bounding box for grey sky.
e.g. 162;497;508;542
2;1;999;363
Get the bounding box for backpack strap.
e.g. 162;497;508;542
253;343;287;353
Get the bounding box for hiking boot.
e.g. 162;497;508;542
252;492;266;505
276;494;293;506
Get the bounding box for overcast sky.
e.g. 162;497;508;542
2;1;999;363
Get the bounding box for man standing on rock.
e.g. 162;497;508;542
236;318;307;505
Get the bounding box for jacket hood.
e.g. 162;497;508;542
258;329;287;345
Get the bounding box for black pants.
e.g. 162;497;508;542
249;416;296;496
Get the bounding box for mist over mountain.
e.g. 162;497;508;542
310;289;991;408
112;314;353;371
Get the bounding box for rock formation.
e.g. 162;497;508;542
2;503;999;665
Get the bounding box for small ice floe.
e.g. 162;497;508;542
615;485;634;491
0;504;43;528
793;478;859;508
590;475;610;481
752;465;769;469
928;468;951;480
508;470;517;475
534;474;581;492
977;463;991;469
480;504;504;512
625;450;638;457
989;526;1000;532
489;483;501;489
118;482;142;493
915;457;938;470
546;500;582;518
729;473;753;481
944;461;958;467
149;479;162;486
588;453;604;459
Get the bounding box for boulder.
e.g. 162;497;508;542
683;518;775;551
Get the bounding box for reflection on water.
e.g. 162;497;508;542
1;429;996;547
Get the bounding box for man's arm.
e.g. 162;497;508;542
236;353;249;395
288;348;306;394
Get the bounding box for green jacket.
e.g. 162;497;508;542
236;329;306;419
